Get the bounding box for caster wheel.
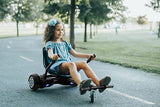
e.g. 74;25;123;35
90;90;95;103
28;73;40;91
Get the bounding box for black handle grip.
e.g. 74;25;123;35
86;54;96;63
57;54;61;57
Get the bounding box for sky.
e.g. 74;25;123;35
123;0;160;21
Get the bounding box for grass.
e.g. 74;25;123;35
1;22;160;74
0;22;44;38
73;29;160;74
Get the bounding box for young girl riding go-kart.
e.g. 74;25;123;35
28;19;113;103
28;48;97;90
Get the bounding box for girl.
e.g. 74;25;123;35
43;19;111;95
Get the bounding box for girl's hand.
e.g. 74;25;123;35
88;54;96;60
52;54;59;60
86;54;96;63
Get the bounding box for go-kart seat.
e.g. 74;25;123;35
42;47;71;77
42;47;50;68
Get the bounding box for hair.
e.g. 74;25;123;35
43;20;65;44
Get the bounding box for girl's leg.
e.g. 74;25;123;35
59;62;81;85
75;61;100;86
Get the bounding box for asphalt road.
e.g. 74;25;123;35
0;36;160;107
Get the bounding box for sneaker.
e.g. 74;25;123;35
99;76;111;93
79;79;92;95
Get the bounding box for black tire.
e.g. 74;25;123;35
90;90;95;103
28;73;40;91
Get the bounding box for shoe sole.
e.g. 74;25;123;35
99;77;111;93
80;79;92;95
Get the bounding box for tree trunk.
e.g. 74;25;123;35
90;24;92;39
84;16;87;42
36;22;38;35
16;20;19;37
70;0;75;49
158;22;160;38
36;26;38;35
94;25;98;34
93;24;95;36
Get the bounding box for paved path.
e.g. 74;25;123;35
0;36;160;107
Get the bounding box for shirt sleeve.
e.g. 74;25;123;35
45;41;52;50
64;41;72;51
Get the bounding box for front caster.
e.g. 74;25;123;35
90;90;95;103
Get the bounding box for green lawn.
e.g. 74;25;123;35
73;29;160;74
1;23;160;74
0;22;44;38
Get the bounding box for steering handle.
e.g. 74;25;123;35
57;54;61;57
86;54;96;63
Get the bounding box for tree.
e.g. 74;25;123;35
44;0;126;47
44;0;76;48
8;0;34;37
70;0;76;48
78;0;111;42
137;15;147;25
120;16;127;24
43;1;70;23
78;0;91;42
0;0;10;21
30;0;46;35
146;0;160;38
146;0;160;11
78;0;126;42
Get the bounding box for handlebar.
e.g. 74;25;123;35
45;53;96;79
86;54;96;63
57;54;61;57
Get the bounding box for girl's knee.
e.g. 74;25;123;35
81;61;87;65
60;62;75;71
60;62;77;74
80;61;89;69
68;62;75;67
67;62;77;70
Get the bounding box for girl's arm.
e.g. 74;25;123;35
47;48;59;60
70;49;96;60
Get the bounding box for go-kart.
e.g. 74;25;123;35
28;47;113;103
28;47;77;91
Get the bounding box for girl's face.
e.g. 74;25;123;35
54;24;64;40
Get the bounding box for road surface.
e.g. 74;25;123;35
0;36;160;107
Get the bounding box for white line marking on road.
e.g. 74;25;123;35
7;45;11;49
20;56;34;62
9;41;12;44
109;89;155;105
